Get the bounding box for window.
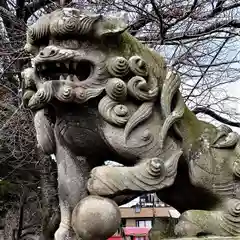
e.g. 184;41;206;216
135;204;141;213
121;219;126;227
136;220;152;228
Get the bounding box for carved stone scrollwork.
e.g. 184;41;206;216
75;87;104;104
226;198;240;217
127;76;158;101
233;163;240;178
220;199;240;236
28;80;105;109
27;14;50;44
211;125;239;148
232;143;240;178
50;12;99;37
55;85;75;102
147;158;166;177
124;102;154;140
212;124;232;145
160;70;185;148
233;162;240;178
213;132;239;148
107;57;129;78
98;95;130;126
105;78;127;102
88;149;182;195
128;56;148;77
28;81;53;109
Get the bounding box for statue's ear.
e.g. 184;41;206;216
94;12;129;38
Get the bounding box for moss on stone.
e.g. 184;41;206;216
179;107;217;153
112;32;167;84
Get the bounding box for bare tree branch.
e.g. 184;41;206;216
185;34;231;102
149;0;165;43
193;107;240;127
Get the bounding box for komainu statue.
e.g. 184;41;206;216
21;7;240;240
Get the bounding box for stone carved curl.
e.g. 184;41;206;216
127;76;158;101
220;198;240;236
212;125;232;145
233;161;240;178
28;81;53;109
75;87;104;104
124;102;154;141
233;163;240;178
128;56;148;77
27;80;104;109
226;199;240;216
232;143;240;178
50;13;99;37
107;57;129;78
25;8;128;54
147;158;165;177
27;15;50;44
55;85;75;102
160;70;185;148
98;96;130;126
33;46;75;63
212;132;239;148
105;78;127;102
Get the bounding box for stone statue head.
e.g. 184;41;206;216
22;8;167;131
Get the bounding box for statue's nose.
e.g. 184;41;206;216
39;47;58;58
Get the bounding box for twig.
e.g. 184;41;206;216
193;107;240;127
185;34;232;102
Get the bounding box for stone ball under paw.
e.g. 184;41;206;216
72;195;121;240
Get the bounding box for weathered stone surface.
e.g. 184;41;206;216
72;196;121;240
21;7;240;240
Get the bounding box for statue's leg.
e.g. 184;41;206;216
54;145;91;240
88;149;182;196
174;198;240;237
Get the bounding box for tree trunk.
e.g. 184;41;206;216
38;149;60;240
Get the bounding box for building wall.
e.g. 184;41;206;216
120;207;173;218
126;219;136;227
120;207;176;228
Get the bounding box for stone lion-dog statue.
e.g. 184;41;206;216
21;7;240;239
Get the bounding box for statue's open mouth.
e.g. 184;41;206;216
22;46;107;109
35;60;94;82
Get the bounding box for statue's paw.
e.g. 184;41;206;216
87;166;119;196
174;219;201;237
174;210;218;237
54;224;75;240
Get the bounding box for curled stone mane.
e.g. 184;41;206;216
24;7;183;145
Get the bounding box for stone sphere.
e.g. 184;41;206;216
72;195;121;240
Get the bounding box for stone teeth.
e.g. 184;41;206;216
73;75;79;82
66;75;72;81
60;75;65;81
72;62;78;70
64;62;70;69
